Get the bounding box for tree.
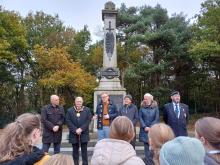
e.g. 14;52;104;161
22;11;77;110
33;46;96;106
23;11;75;48
190;0;220;114
0;9;29;124
116;4;193;106
68;25;91;64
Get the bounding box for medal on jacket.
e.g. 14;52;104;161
76;112;80;117
74;106;84;118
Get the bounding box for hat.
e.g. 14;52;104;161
170;91;180;96
160;136;205;165
124;94;132;101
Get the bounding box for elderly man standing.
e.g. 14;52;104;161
119;94;139;149
41;95;65;154
163;91;189;137
66;97;91;165
96;92;118;140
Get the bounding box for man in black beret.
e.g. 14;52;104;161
163;91;189;137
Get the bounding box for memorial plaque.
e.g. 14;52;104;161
101;67;119;79
105;21;114;60
97;94;124;111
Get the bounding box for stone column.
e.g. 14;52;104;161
102;1;117;68
93;1;126;132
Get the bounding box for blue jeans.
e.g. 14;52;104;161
42;142;61;154
98;126;110;140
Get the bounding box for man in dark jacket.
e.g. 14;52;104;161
119;94;139;148
41;95;65;154
163;91;189;137
96;92;118;140
66;96;91;165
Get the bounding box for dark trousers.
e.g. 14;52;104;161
131;127;137;149
130;134;136;149
144;142;153;165
42;142;61;154
72;142;88;165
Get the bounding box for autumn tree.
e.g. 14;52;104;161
33;46;96;107
0;8;29;125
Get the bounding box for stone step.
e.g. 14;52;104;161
64;132;141;141
60;140;144;148
48;146;145;158
43;131;195;160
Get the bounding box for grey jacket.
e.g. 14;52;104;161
119;103;139;126
204;153;220;165
139;101;160;143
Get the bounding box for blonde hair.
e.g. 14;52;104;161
148;123;175;165
110;116;134;142
195;117;220;164
0;113;41;163
144;93;154;100
44;154;74;165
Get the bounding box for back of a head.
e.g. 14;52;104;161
44;154;74;165
160;136;205;165
149;123;175;150
0;113;41;162
195;117;220;150
195;117;220;164
149;123;175;165
110;116;134;142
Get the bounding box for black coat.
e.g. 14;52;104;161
163;102;189;137
41;104;65;143
0;146;44;165
66;106;91;144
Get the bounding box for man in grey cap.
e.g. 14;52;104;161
119;94;139;148
163;91;189;137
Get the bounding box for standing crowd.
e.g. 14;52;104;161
0;91;219;165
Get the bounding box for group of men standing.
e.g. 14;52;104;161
41;91;189;165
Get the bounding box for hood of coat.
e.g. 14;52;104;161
141;100;158;108
91;138;138;165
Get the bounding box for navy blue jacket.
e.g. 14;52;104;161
139;101;159;143
66;106;91;144
163;102;189;137
119;103;139;126
96;101;117;130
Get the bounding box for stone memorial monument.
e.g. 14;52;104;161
93;1;126;130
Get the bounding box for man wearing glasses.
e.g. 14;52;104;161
95;92;118;140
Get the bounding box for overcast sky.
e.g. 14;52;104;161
1;0;205;42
